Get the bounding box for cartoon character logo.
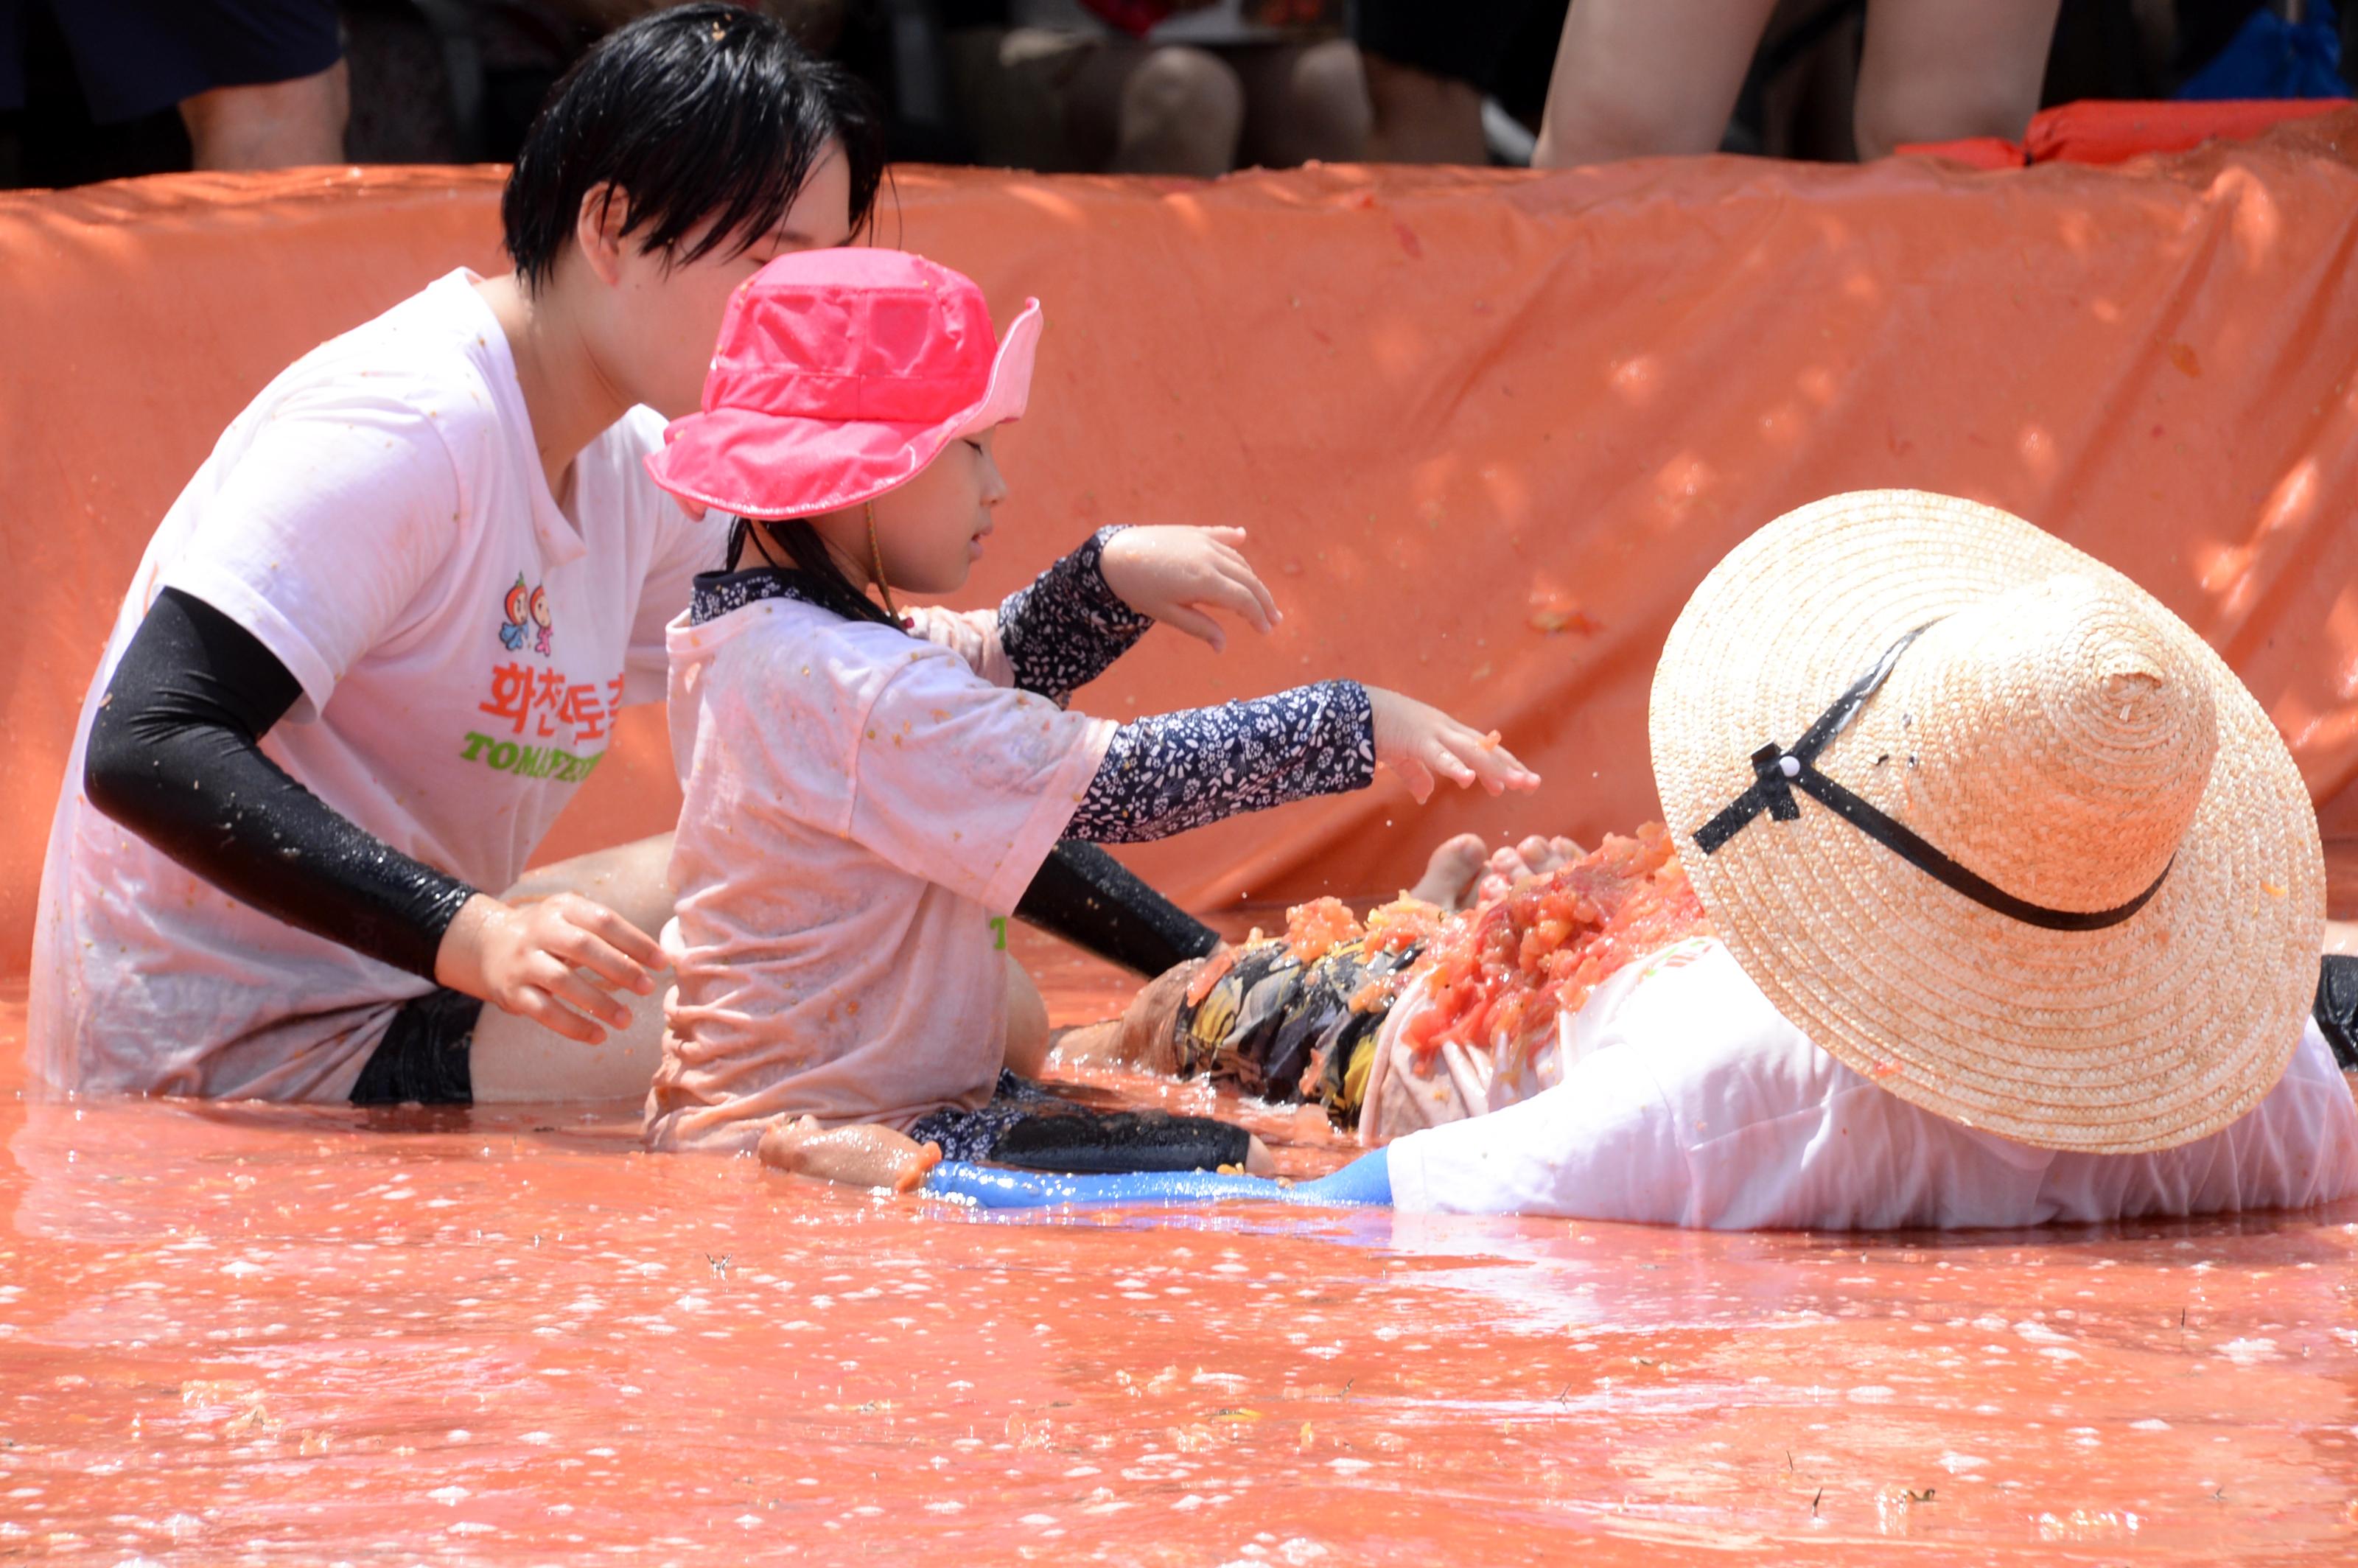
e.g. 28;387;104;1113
497;575;556;656
499;574;531;651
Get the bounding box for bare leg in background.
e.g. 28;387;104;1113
180;58;351;169
1532;0;1780;167
1360;53;1486;164
1850;0;2062;159
1231;38;1372;168
1068;41;1245;176
1533;0;2059;167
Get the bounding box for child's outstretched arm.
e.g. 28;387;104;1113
997;526;1278;704
1066;681;1537;843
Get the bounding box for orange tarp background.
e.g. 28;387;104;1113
7;118;2358;973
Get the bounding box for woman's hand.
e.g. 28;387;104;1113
434;891;665;1043
1367;689;1542;803
1099;526;1280;652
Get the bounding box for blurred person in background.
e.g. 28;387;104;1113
1;0;347;185
454;0;851;155
1354;0;1553;162
1533;0;2064;166
938;0;1368;175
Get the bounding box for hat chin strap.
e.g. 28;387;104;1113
865;501;903;625
1692;621;2172;933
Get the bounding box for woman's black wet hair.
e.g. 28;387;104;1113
503;3;886;293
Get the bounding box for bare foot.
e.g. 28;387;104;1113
1407;831;1489;909
1407;832;1590;911
895;1141;945;1193
1471;834;1589;906
1244;1135;1276;1177
758;1116;942;1191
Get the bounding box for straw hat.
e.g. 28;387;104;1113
1650;491;2322;1154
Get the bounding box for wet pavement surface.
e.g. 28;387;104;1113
6;928;2358;1564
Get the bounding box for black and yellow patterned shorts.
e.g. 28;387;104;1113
1169;936;1421;1127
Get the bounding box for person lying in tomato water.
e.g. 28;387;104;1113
931;494;2358;1229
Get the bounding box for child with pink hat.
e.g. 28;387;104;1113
641;248;1538;1187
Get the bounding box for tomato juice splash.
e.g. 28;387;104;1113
1401;824;1710;1071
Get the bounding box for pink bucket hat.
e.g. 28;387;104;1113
643;248;1042;520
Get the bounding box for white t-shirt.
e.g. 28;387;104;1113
646;597;1115;1152
30;271;719;1102
1387;937;2358;1228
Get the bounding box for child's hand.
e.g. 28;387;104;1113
1099;526;1280;652
1367;689;1542;803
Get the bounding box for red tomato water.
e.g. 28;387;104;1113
4;930;2357;1564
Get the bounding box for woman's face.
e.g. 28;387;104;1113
858;428;1010;596
583;144;856;421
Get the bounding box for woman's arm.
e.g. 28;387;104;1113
85;588;476;979
85;589;660;1040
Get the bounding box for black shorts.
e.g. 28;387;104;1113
351;987;480;1107
909;1071;1253;1174
0;0;342;121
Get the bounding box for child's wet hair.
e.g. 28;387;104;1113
502;2;886;293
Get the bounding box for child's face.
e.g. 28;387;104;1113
864;428;1010;595
578;144;856;421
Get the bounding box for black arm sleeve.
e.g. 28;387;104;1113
83;587;478;980
1015;841;1221;976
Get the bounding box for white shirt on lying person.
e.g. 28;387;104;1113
1384;937;2358;1228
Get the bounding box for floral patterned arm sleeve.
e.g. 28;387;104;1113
998;527;1153;705
1066;681;1376;844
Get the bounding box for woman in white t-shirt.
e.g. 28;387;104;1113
31;7;887;1105
930;493;2358;1227
634;246;1541;1184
